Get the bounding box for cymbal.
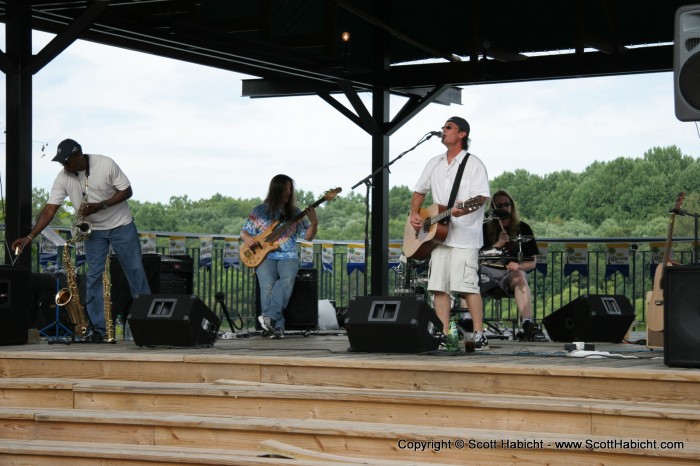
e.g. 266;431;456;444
509;234;534;243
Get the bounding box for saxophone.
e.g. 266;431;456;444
104;255;115;343
72;195;92;242
55;240;89;337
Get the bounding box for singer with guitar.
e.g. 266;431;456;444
240;174;319;339
409;116;491;350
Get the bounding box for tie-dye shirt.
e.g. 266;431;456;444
242;203;310;261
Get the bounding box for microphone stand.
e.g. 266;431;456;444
351;132;439;296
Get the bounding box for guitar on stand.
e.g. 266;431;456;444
647;192;685;348
403;196;484;260
239;187;341;269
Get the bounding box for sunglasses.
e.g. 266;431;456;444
494;201;512;208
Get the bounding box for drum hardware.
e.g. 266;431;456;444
509;234;534;243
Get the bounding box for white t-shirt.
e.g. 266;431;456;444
413;150;490;248
48;153;134;230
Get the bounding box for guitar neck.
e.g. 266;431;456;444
265;196;325;243
429;200;474;224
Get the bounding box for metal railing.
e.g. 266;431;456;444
9;229;697;330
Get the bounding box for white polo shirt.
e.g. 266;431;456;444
413;150;490;249
48;153;134;230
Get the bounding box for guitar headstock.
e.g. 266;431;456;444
671;192;686;212
324;187;342;202
458;196;484;213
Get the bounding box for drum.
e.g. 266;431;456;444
479;247;506;268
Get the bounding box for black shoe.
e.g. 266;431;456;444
85;332;104;343
522;321;547;342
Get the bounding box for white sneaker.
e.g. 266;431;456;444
258;315;272;336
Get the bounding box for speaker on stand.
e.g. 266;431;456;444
664;266;700;368
344;295;442;353
542;294;634;343
674;5;700;121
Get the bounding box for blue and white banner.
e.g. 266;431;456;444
321;243;334;272
169;235;186;256
564;243;588;277
140;233;156;254
388;243;402;269
223;237;239;269
605;243;630;278
536;242;548;276
347;243;365;275
39;235;58;273
199;236;213;269
300;241;314;268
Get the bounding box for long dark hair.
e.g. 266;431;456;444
485;189;521;240
264;174;297;220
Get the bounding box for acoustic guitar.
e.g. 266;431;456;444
647;192;685;344
402;197;483;260
239;187;341;269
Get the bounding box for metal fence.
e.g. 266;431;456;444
11;229;698;331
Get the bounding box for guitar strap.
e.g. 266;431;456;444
446;152;470;211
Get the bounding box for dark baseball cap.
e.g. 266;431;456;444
52;139;82;163
446;116;470;134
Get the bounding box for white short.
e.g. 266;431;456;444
427;244;480;294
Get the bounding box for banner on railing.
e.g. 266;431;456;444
388;242;402;269
300;241;314;268
140;233;156;254
75;241;86;268
649;241;664;280
199;236;213;269
536;242;548;276
605;243;630;278
169;235;186;256
39;234;58;273
223;237;239;269
321;243;334;272
564;243;588;276
347;243;365;274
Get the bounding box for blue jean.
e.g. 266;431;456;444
84;221;151;336
256;258;299;330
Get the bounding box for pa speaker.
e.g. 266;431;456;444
674;6;700;121
543;294;634;343
664;267;700;368
128;294;220;347
0;266;30;346
345;296;442;353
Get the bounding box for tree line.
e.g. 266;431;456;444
21;146;700;241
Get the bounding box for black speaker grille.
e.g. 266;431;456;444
664;267;700;368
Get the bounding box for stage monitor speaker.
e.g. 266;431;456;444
128;294;220;347
0;266;30;346
543;294;634;343
255;268;319;331
345;296;442;353
674;6;700;121
664;267;700;368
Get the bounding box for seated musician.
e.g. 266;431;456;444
481;189;546;341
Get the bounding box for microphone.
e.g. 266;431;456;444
427;130;442;139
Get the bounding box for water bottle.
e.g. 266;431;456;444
115;314;124;340
446;317;459;351
124;317;133;341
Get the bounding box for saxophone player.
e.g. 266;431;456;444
12;139;151;343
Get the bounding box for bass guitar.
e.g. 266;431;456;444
647;192;685;347
403;197;484;260
239;187;341;269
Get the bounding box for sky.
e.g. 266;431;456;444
2;29;699;205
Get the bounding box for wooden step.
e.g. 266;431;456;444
2;377;698;442
0;408;698;465
2;349;699;405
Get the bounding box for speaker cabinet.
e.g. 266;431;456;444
345;296;442;353
674;6;700;121
664;267;700;368
128;294;220;347
0;266;30;346
110;254;161;318
543;294;634;343
255;268;319;331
